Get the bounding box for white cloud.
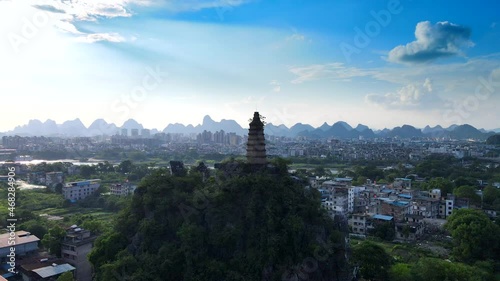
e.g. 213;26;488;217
23;0;152;43
365;78;435;107
160;0;253;12
270;80;281;92
289;62;375;84
287;33;305;41
76;32;126;43
388;21;474;64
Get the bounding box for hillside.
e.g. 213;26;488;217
89;162;352;281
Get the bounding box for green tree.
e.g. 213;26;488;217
389;263;412;281
19;219;47;239
82;219;103;234
117;160;134;174
422;177;454;196
57;271;74;281
42;226;66;257
370;221;395;241
482;185;499;207
352;241;392;281
453;185;481;206
411;257;493;281
89;163;352;281
55;182;63;194
445;209;500;262
80;165;96;178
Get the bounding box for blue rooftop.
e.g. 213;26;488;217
398;194;412;199
372;214;394;221
391;201;409;207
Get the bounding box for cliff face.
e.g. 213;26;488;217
89;167;352;281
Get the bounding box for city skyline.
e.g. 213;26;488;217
1;0;499;132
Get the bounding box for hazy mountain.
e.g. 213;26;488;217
163;123;197;134
374;128;391;136
337;121;353;131
265;123;290;137
493;128;500;133
299;122;361;139
88;119;119;136
327;122;358;138
200;116;246;135
422;125;444;134
448;124;494;140
387;125;423;138
58;118;87;136
10;119;44;136
446;124;459;131
163;116;246;135
42;119;59;135
289;123;315;136
354;124;369;132
120;119;144;130
2;116;496;140
319;122;331;131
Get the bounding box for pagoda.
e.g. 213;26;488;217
246;112;267;165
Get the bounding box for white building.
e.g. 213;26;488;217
110;183;136;196
63;179;101;201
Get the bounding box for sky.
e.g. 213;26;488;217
0;0;499;132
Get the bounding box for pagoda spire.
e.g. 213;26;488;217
246;112;267;165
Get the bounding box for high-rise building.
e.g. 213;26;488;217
131;128;139;137
246;112;267;165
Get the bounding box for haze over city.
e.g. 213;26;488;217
1;0;499;132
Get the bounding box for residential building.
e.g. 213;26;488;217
0;231;40;263
20;259;75;281
61;226;97;281
395;220;424;241
429;189;441;200
380;200;411;222
393;178;412;189
110;183;136;196
411;197;440;218
62;179;101;201
131;129;139;137
46;172;64;189
349;214;368;236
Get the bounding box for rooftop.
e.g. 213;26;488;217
372;214;394;221
64;179;101;187
32;263;75;278
0;231;40;249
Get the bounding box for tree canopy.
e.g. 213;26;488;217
352;241;392;281
445;209;500;262
89;163;352;281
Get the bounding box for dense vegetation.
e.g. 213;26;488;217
89;162;352;281
486;134;500;145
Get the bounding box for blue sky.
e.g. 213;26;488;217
0;0;499;132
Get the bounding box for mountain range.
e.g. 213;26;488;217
2;116;498;140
